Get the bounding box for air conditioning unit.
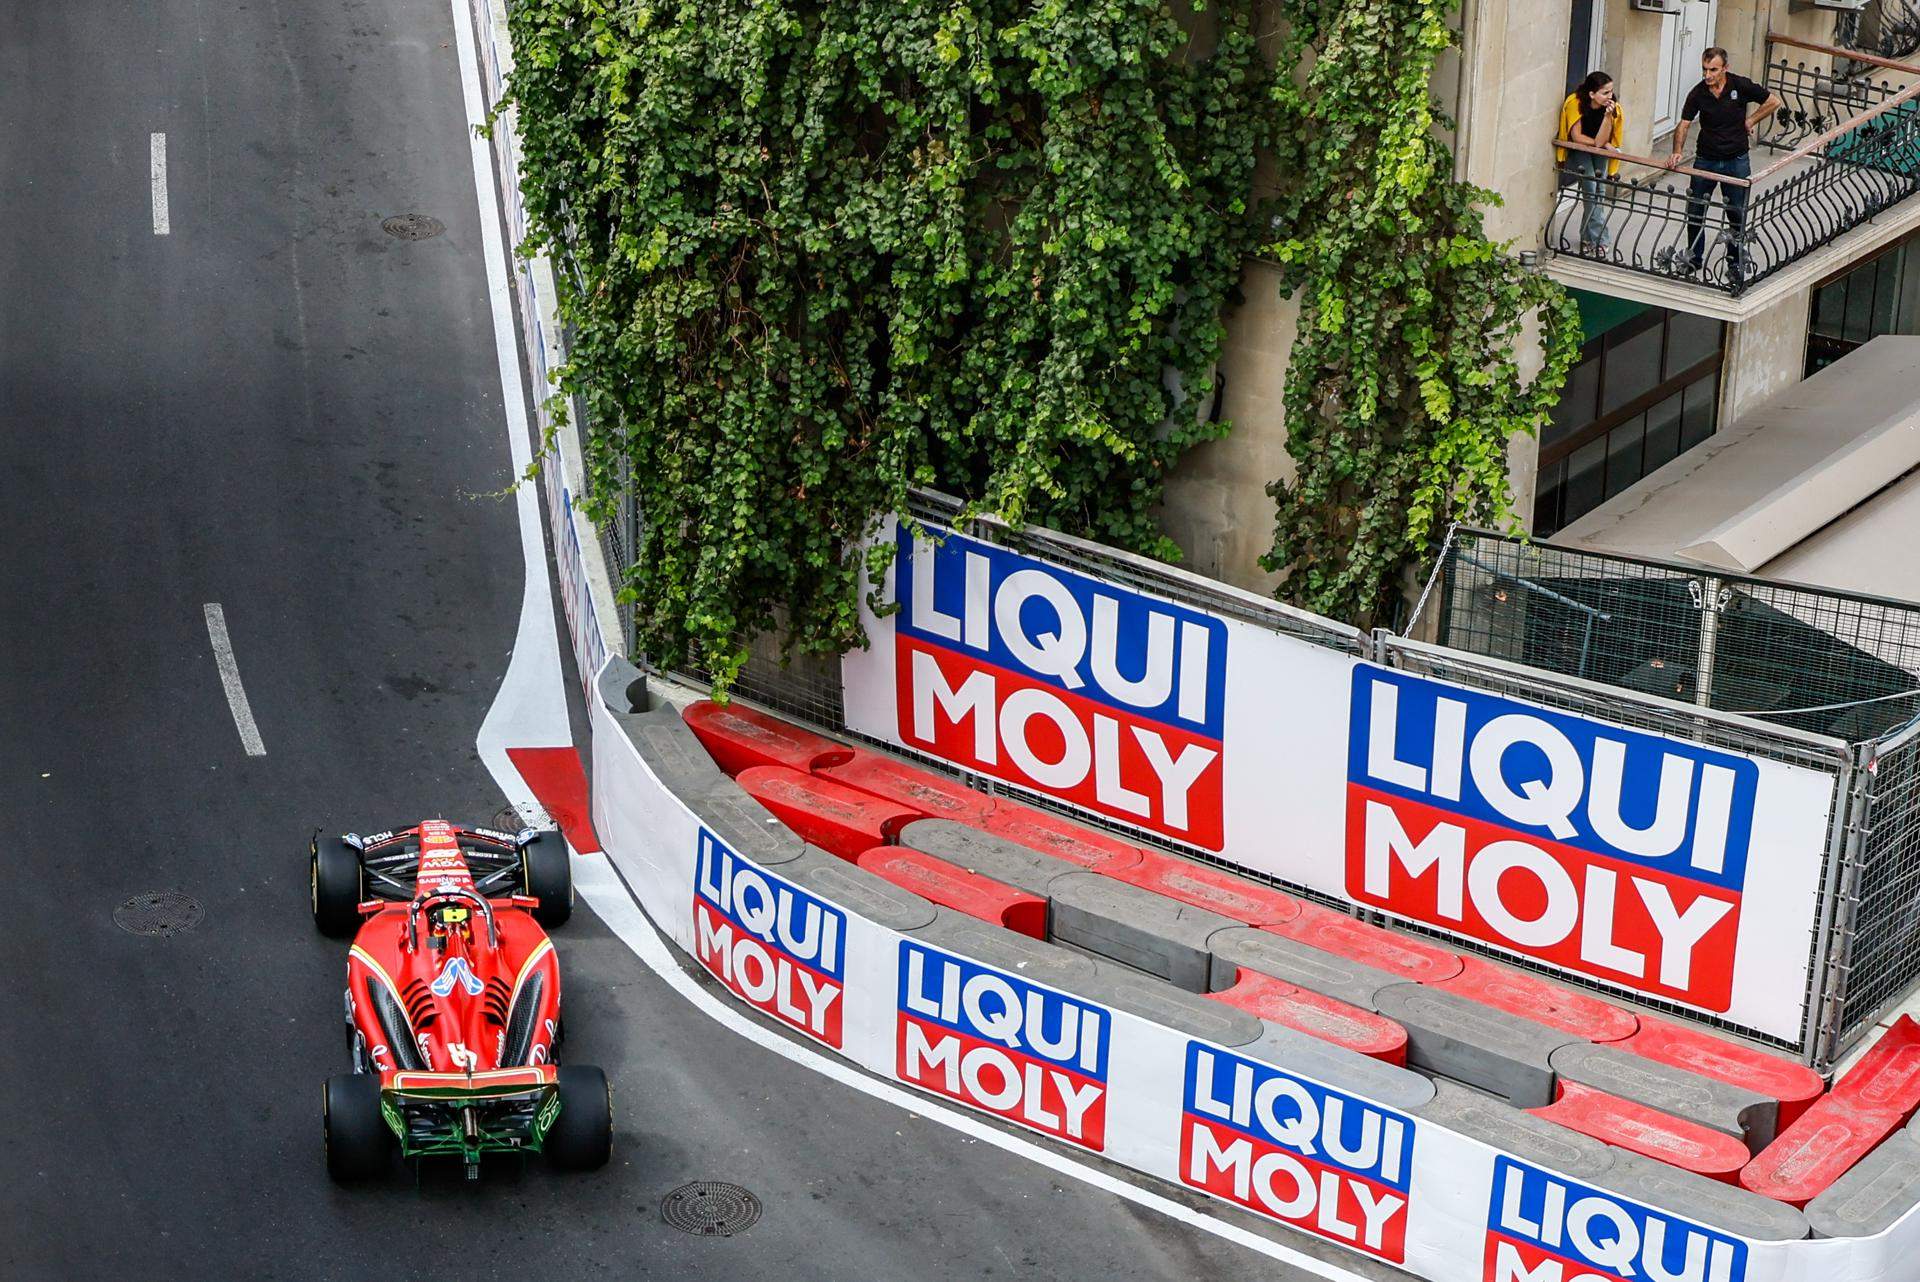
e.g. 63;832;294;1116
1790;0;1871;12
1631;0;1683;11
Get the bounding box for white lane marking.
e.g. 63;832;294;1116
442;2;1365;1276
150;132;170;235
202;603;265;756
571;851;1372;1282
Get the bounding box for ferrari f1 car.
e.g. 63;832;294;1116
310;818;611;1181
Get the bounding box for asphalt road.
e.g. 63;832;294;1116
0;3;1402;1279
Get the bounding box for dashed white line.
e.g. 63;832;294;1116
203;603;265;756
150;132;170;235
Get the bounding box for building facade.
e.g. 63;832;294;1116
1162;0;1920;587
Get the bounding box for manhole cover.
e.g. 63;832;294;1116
660;1181;761;1237
381;214;445;241
113;891;203;937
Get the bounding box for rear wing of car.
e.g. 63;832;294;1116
384;1066;557;1101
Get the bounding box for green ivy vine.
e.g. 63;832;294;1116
1260;0;1581;623
500;0;1575;689
502;0;1276;691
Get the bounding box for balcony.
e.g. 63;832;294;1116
1543;35;1920;321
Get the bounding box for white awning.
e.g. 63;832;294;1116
1556;336;1920;592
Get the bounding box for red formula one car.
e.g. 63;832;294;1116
310;818;611;1181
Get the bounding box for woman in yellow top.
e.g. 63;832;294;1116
1558;72;1624;255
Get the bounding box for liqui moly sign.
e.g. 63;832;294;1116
693;830;847;1048
891;526;1229;848
1180;1043;1414;1262
1347;669;1757;1011
896;940;1111;1149
1486;1158;1747;1282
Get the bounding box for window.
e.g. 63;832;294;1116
1535;306;1726;537
1807;238;1920;374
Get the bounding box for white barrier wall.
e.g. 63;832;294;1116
840;519;1839;1044
589;669;1915;1282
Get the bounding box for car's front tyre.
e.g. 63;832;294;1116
545;1064;611;1171
311;836;363;937
324;1072;391;1181
521;830;573;928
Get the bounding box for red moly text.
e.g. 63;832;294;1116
1347;670;1758;1010
1180;1043;1413;1262
896;940;1110;1149
893;527;1228;848
693;830;847;1048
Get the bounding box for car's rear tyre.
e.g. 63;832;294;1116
545;1065;611;1171
312;837;364;937
324;1073;391;1182
522;830;573;928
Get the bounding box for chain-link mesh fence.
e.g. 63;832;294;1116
1421;531;1920;744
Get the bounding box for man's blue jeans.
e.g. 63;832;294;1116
1685;153;1751;270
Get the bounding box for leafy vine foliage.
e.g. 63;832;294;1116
1260;0;1580;624
502;0;1275;691
502;0;1574;687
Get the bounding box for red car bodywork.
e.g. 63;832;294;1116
345;820;562;1081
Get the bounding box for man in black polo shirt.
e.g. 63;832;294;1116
1666;47;1781;279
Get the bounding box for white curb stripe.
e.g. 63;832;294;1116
203;603;265;756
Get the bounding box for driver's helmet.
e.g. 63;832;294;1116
433;902;472;936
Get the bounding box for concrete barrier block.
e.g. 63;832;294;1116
621;702;734;795
1531;1081;1748;1182
1414;1078;1616;1181
1551;1043;1777;1153
1048;872;1240;992
978;804;1145;874
1208;927;1404;1012
1621;1016;1825;1129
909;907;1101;992
856;846;1046;938
1081;959;1262;1047
816;751;995;825
782;846;938;933
682;699;854;776
1373;983;1582;1108
1208;972;1408;1065
1243;1023;1437;1114
1806;1129;1920;1239
899;819;1082;897
681;783;808;866
1603;1150;1809;1242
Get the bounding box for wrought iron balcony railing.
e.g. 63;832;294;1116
1545;35;1920;297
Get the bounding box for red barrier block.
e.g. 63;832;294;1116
1533;1081;1747;1182
734;766;921;861
1741;1018;1920;1206
684;701;854;777
1623;1016;1826;1129
1830;1016;1920;1116
856;846;1046;939
1103;849;1303;928
816;751;994;826
1432;956;1638;1044
1263;903;1464;984
1210;971;1408;1065
980;803;1144;874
